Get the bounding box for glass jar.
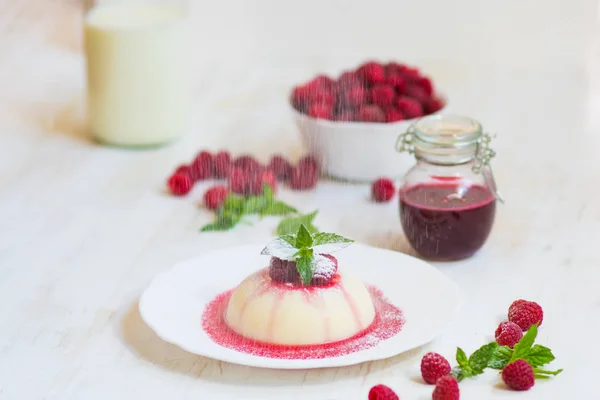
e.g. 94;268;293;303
396;115;502;261
83;0;191;147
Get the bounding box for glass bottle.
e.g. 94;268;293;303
83;0;191;147
395;114;502;261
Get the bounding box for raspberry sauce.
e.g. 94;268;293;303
399;183;496;261
201;286;404;360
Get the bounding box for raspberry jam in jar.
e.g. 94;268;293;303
396;115;502;261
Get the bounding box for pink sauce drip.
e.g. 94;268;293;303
339;285;362;331
201;286;405;360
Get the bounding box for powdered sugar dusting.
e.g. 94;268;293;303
201;285;405;360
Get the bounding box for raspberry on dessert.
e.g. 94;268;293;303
383;107;404;123
368;384;399;400
232;155;263;177
395;97;424;119
341;85;366;107
334;109;356;122
420;352;452;384
501;359;535;391
369;85;397;107
308;103;333;120
385;71;407;94
508;300;544;331
167;171;193;196
191;151;214;181
249;170;277;195
372;178;395;202
416;76;434;96
432;376;460;400
404;84;430;105
268;257;300;283
357;61;386;86
228;167;249;195
424;97;444;114
495;321;523;348
203;185;229;210
268;155;293;181
357;105;385;123
310;254;338;286
213;151;231;178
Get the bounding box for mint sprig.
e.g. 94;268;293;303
276;210;319;235
451;343;498;381
201;185;298;232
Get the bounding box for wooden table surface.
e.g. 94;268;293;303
1;0;599;398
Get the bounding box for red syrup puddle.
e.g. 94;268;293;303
201;286;405;360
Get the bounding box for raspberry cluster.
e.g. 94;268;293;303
268;254;338;286
166;151;321;208
291;61;444;123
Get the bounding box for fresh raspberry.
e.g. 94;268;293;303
416;76;434;96
357;61;386;86
402;66;421;82
228;167;249;195
232;155;263;177
167;171;193;196
191;151;214;181
311;254;338;286
357;105;385;123
306;75;335;91
289;164;319;190
383;107;404;123
174;164;192;175
420;352;452;384
368;384;399;400
372;178;395;202
249;170;277;195
335;109;356;122
508;299;529;314
424;97;444;114
386;71;407;94
311;88;336;105
404;85;429;105
203;185;229;210
495;321;523;348
501;359;535;391
268;257;300;283
268;155;293;181
432;376;460;400
291;85;312;112
337;71;362;89
298;155;320;173
508;300;543;330
341;85;366;107
384;62;406;76
395;97;424;119
308;103;333;120
369;85;396;107
213;151;231;178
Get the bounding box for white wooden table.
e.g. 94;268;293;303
1;0;599;398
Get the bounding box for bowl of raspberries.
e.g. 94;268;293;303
290;60;446;182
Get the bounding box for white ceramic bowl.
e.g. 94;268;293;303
293;96;448;182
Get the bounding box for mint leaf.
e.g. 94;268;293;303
311;233;354;254
449;367;464;381
222;194;245;214
260;200;298;216
200;212;242;232
295;224;313;248
523;344;555;368
260;236;298;260
468;342;498;373
456;347;469;368
511;324;538;362
244;195;269;214
262;184;274;202
488;345;512;369
279;234;296;248
533;367;563;378
276;210;319;235
296;251;314;285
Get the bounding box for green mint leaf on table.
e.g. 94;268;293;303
523;344;555;367
276;210;319;235
511;324;538;363
260;200;298;217
296;250;314;285
533;367;563;379
456;347;469;368
243;195;270;214
295;224;314;249
468;342;498;373
488;345;512;369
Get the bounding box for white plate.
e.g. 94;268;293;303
139;243;462;369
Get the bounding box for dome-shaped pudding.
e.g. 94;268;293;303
223;225;375;346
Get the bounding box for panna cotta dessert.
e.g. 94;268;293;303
224;225;376;346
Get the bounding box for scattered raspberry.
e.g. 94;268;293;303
424;97;444;114
369;85;396;107
167;171;193;196
404;85;430;105
308;103;333;120
368;384;399;400
420;352;452;384
386;71;406;94
357;61;386;86
213;151;231;178
174;164;192;175
232;155;262;177
508;300;543;330
357;105;385;123
508;299;529;314
341;85;366;107
335;109;356;121
269;155;293;181
228;167;249;195
311;254;338;286
432;376;460;400
203;186;229;210
289;164;319;190
383;107;404;123
250;170;277;195
495;321;523;348
372;178;395;202
268;257;300;283
396;97;424;119
298;155;320;173
191;151;214;181
501;359;535;391
416;76;434;96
